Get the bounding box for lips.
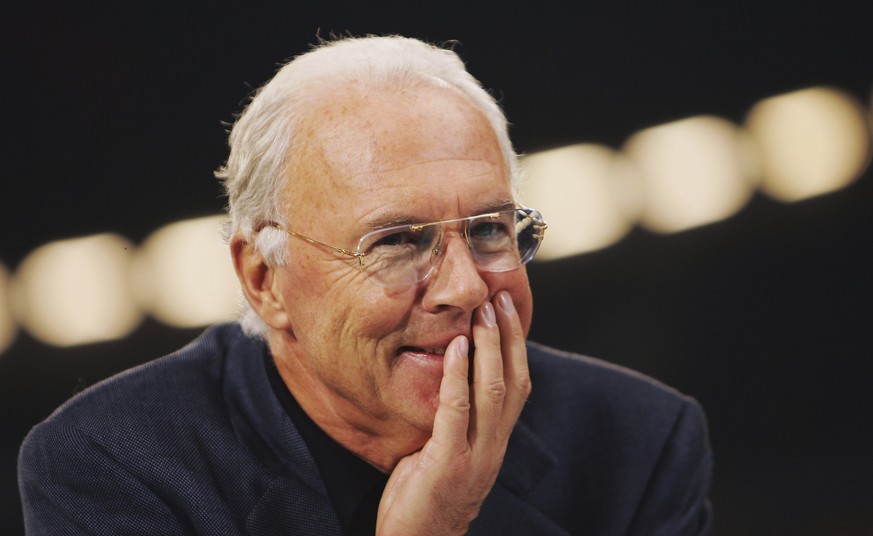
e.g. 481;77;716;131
396;336;463;360
398;346;447;356
397;331;471;363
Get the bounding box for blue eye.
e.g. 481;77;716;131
470;221;508;240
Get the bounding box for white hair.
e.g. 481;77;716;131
215;35;521;337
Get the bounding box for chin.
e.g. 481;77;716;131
392;393;439;442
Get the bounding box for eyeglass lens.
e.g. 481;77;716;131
358;208;544;288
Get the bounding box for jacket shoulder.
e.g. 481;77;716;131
525;340;696;412
17;324;282;534
28;323;251;435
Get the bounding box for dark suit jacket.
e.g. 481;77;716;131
19;323;712;535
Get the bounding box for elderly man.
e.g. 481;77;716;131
19;36;712;535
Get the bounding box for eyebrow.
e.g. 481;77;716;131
365;198;516;230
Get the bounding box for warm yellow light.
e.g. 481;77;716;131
10;234;142;347
745;87;871;202
131;216;239;328
0;263;16;354
519;144;641;259
623;116;756;233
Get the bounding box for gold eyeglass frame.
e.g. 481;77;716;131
268;207;547;284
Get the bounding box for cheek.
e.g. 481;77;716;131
301;278;419;362
347;287;418;339
283;242;419;338
280;253;360;344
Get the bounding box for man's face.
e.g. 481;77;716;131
269;83;533;457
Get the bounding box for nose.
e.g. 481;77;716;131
420;231;489;313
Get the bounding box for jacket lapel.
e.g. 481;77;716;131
244;471;342;536
470;421;567;535
224;331;343;535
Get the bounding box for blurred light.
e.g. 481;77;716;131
519;144;641;259
623;115;757;233
10;234;142;347
745;86;872;202
131;216;238;328
0;263;16;354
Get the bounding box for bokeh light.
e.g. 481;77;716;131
10;234;142;346
745;86;872;202
622;116;757;233
0;263;16;354
131;216;239;328
519;144;641;259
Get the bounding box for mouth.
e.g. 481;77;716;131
397;345;447;358
396;334;474;362
396;329;473;366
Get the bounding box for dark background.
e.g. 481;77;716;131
2;1;872;534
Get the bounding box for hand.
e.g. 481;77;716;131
376;290;531;535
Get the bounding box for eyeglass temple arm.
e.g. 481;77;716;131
272;224;367;266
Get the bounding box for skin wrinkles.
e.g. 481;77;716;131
243;81;533;472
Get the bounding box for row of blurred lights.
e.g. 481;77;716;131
0;86;871;353
522;86;872;258
0;217;239;351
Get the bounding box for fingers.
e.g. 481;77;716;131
469;291;530;445
430;335;471;455
469;301;505;444
493;290;531;436
432;291;530;456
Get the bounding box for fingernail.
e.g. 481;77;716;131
481;302;496;326
497;291;515;313
456;335;469;357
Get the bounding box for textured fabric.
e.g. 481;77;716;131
263;351;387;535
19;324;712;535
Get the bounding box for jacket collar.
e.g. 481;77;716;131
220;326;343;533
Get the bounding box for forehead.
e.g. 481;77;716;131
285;82;512;225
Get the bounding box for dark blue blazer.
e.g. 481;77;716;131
19;324;712;535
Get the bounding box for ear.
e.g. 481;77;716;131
230;233;292;331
